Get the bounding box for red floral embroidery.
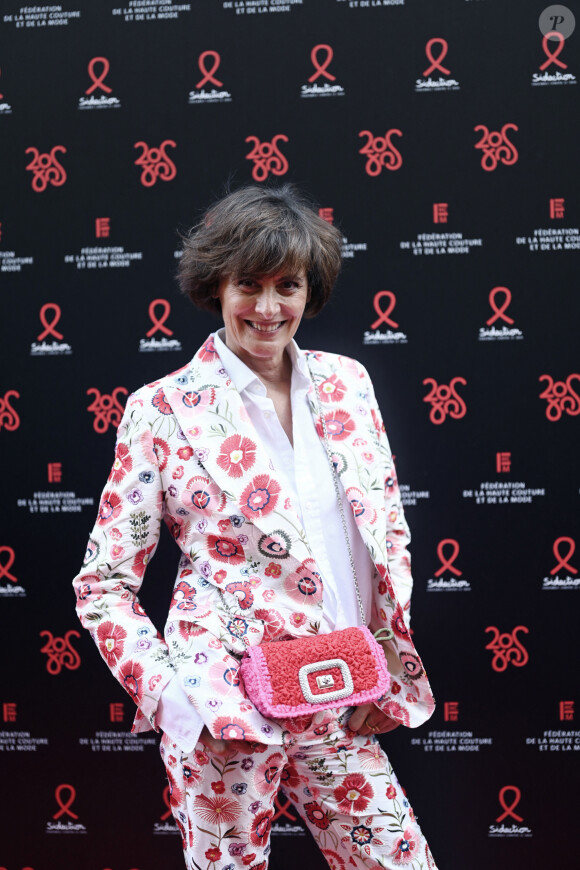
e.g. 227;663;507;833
97;490;122;525
316;409;355;441
108;442;133;484
132;544;156;578
318;374;347;404
304;801;330;829
194;793;243;825
151;437;170;471
264;562;281;577
152;387;172;415
249;810;273;847
333;773;373;814
240;474;281;520
118;659;144;701
217;434;257;478
207;535;246;566
96;621;127;666
177;445;194;460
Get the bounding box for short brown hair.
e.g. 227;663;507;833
177;184;343;318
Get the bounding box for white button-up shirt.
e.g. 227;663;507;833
157;330;375;750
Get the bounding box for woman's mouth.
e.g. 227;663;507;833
247;321;284;333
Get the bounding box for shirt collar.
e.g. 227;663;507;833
213;329;311;396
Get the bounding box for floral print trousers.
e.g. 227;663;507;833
160;707;437;870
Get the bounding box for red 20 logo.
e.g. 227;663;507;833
485;625;529;672
25;146;67;192
86;387;128;434
134;140;177;187
245;135;289;182
422;378;466;424
474;124;518;171
0;390;20;431
40;630;81;675
539;374;580;421
358;129;403;176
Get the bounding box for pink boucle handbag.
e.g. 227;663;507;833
240;625;391;718
240;364;392;719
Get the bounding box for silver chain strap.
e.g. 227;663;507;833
307;360;367;626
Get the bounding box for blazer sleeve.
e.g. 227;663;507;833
361;365;413;626
72;392;175;732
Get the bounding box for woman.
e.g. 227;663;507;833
73;185;437;869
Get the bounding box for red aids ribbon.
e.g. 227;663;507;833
146;298;173;337
0;546;17;583
161;785;172;820
486;287;514;326
53;784;79;820
550;537;577;575
434;539;462;577
85;57;112;94
272;792;298;822
539;31;568;70
308;44;336;83
496;786;524;823
196;51;223;88
370;291;399;329
37;303;64;340
422;38;451;76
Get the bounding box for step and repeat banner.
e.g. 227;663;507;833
1;0;578;867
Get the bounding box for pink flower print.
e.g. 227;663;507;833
240;474;281;520
217;434;257;479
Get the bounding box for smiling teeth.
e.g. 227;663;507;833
250;322;282;332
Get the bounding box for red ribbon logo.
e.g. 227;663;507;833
308;44;336;82
0;546;17;583
0;390;20;432
358;130;403;176
486;287;514;326
161;785;172;820
196;50;223;88
422;378;467;424
86;387;128;434
37;303;64;341
134;141;177;187
496;785;524;823
485;626;529;672
53;784;79;820
551;537;577;575
245;135;289;182
370;291;399;329
272;791;298;823
538;374;580;421
422;38;451;76
146;299;173;337
540;31;568;70
25;146;67;192
474;124;518;172
40;630;81;675
434;539;462;577
85;57;112;94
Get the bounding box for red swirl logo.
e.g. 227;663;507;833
85;56;112;94
25;146;67;192
134;140;177;187
422;378;466;424
0;390;20;432
358;130;403;176
474;124;518;171
86;387;128;434
539;374;580;421
40;630;81;675
485;626;529;672
422;38;451;76
245;135;289;182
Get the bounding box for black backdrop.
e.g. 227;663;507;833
1;1;579;867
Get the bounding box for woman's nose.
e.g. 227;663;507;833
255;285;280;318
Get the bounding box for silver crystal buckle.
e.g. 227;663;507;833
298;658;354;704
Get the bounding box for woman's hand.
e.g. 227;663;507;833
348;702;401;737
199;726;266;757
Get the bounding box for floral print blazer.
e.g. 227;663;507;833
73;334;435;745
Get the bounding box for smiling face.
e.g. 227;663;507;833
217;270;309;372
